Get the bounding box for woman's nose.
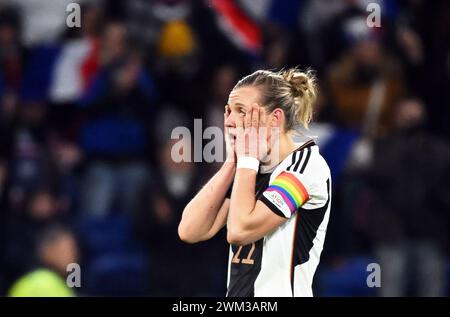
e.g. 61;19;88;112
225;112;235;127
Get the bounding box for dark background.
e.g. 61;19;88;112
0;0;449;296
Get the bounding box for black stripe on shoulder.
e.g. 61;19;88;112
289;139;316;173
292;150;304;172
286;151;297;171
299;147;311;173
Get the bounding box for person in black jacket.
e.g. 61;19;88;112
367;97;450;296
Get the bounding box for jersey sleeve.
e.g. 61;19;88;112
259;170;313;218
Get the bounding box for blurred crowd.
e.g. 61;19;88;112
0;0;449;297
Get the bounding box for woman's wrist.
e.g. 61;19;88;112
236;156;260;172
225;153;236;163
222;158;237;172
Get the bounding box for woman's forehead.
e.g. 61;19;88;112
228;86;260;106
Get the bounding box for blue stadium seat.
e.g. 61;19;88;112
76;214;151;296
314;256;377;297
83;252;150;296
77;214;140;258
447;260;450;296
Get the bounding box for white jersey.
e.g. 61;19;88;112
226;139;332;297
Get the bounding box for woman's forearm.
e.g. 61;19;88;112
228;168;257;239
178;161;236;242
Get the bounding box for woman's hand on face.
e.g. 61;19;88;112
224;105;236;163
235;105;271;161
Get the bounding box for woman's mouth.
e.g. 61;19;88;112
227;129;236;139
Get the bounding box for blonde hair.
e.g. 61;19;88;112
233;68;317;130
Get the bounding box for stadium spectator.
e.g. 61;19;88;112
78;22;157;217
3;188;68;287
8;225;79;297
367;98;450;296
327;15;406;137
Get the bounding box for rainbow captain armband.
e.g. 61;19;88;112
264;171;309;217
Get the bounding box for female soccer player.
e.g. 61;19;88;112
178;68;331;297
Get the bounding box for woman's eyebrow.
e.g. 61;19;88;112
227;102;247;110
235;102;247;109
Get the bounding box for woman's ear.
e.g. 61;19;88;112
270;108;284;127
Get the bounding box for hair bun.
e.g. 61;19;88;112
281;68;316;100
280;68;317;129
